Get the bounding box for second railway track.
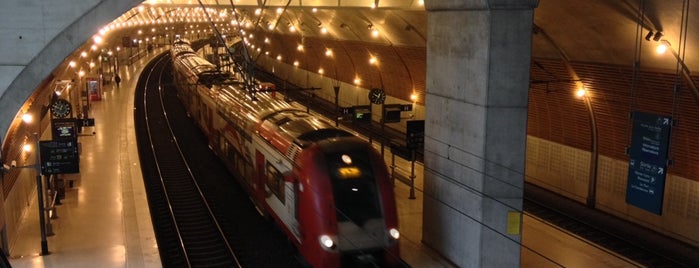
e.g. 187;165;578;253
134;53;240;267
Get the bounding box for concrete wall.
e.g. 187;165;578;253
422;0;538;266
0;0;140;148
0;0;141;253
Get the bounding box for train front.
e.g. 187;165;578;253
296;136;401;267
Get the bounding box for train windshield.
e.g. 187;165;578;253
326;150;383;225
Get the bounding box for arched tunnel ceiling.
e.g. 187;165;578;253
119;0;698;71
116;0;427;47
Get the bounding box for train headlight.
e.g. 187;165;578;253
389;228;400;240
319;235;337;250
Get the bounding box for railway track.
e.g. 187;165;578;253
524;194;690;267
134;53;240;267
134;51;304;267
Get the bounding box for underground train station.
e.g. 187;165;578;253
0;0;697;267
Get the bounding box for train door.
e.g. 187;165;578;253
254;150;266;207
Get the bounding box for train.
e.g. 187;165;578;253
169;38;402;267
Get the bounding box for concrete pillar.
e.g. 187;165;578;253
422;1;537;267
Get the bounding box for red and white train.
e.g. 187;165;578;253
170;38;401;267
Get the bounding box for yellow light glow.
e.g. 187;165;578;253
255;8;261;15
318;68;324;74
656;43;668;54
338;167;361;178
410;93;418;102
320;27;327;34
369;56;377;65
293;60;299;66
576;88;587;98
93;36;103;44
325;49;333;57
312;8;318;13
289;25;296;32
23;144;32;153
354;77;361;85
79;70;85;77
372;29;379;38
69;61;76;68
276;7;283;14
22;113;33;123
297;44;304;51
276;55;282;61
81;51;87;58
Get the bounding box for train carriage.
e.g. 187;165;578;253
170;38;401;267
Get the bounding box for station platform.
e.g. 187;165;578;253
7;47;642;268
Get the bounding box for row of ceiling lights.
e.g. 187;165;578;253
87;3;420;101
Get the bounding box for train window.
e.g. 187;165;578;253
327;150;382;226
266;162;285;203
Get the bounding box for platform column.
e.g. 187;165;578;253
422;1;537;267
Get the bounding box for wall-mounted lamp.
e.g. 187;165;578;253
656;40;669;54
22;113;33;124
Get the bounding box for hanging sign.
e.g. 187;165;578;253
625;111;671;215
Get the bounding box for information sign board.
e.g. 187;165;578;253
353;105;371;123
40;140;80;175
625;111;671;215
51;119;77;140
406;120;425;149
628;112;671;163
626;158;666;214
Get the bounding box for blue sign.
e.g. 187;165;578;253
628;112;671;163
626;112;671;215
626;158;666;214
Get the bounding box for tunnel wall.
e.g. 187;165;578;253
253;51;426;133
527;58;699;246
526;136;699;245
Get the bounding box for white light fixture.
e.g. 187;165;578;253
22;113;33;123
